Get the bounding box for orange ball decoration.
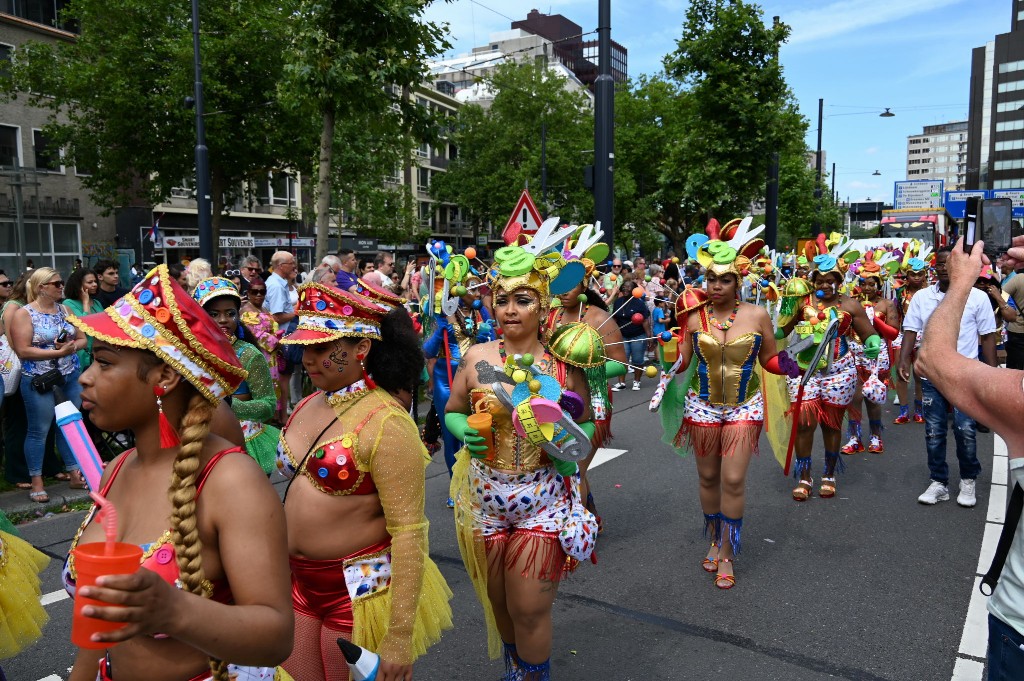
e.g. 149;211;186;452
631;287;643;298
465;247;477;259
609;274;617;282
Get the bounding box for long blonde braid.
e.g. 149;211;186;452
168;391;229;681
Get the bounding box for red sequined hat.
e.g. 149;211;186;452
675;285;709;318
67;265;246;403
354;278;406;311
281;282;388;345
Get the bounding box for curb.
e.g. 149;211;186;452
1;483;92;519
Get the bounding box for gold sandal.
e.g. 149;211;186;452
819;477;837;498
792;478;813;502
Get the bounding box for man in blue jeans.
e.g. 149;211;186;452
611;281;651;391
898;247;998;508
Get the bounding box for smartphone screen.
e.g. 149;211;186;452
981;197;1013;258
963;196;979;251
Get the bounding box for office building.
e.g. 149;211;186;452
967;1;1024;189
906;121;968;191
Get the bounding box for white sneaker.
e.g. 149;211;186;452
611;382;627;392
918;480;950;505
632;381;641;391
957;479;977;508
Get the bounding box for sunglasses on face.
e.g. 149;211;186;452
225;269;240;277
0;281;12;287
248;288;266;294
47;281;65;287
612;265;622;269
243;266;259;272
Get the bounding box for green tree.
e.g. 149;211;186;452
279;0;449;261
430;62;594;236
8;0;310;246
615;0;806;256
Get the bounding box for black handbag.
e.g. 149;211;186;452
31;366;64;393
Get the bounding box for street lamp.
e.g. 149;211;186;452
872;170;881;176
880;108;895;118
191;0;212;261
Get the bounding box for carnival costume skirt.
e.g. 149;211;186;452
0;528;49;658
241;420;281;475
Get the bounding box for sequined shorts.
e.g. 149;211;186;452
683;389;764;426
466;459;571;539
787;353;856;407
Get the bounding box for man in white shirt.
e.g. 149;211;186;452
899;246;998;508
363;251;395;289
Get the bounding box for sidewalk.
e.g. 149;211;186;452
0;480;92;519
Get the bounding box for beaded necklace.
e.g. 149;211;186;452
708;300;740;331
324;379;369;407
498;340;551;371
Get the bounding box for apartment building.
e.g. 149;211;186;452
905;121;968;191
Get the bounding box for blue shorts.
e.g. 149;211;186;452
623;337;646;368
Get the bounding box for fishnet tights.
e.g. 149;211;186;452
282;612;353;681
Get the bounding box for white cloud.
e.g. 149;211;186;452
864;146;879;155
784;0;965;46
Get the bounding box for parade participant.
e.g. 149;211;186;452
551;262;626;520
63;264;293;681
193;277;280;474
657;220;785;589
63;267;104;370
276;282;452;681
422;245;497;505
240;276;285;417
776;235;881;501
842;255;900;455
446;231;598;681
892;255;929;424
0;510;50;663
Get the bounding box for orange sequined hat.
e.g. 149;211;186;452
68;265;246;403
281;282;388;345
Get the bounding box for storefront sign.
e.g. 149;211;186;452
161;235;256;249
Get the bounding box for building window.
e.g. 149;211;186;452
997;100;1024;113
0;219;80;275
994;159;1024;171
32;129;62;173
0;0;78;33
995;139;1024;151
997;119;1024;133
417;167;429;193
0;125;19;167
258;171;296;207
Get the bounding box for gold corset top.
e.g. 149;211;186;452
691;331;762;406
469;387;551;473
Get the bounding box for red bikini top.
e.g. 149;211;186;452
279;391;381;496
67;447;243;603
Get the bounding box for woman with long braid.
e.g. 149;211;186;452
62;265;293;681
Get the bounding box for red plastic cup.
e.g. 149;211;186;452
71;541;143;649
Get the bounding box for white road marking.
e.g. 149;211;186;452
588;447;628;470
40;589;69;606
951;657;985;681
951;434;1010;680
35;676;62;681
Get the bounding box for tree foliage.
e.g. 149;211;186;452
279;0;450;260
430;62;594;233
8;0;309;243
615;0;820;256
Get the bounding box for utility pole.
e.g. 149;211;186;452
594;0;614;249
814;97;823;236
191;0;213;261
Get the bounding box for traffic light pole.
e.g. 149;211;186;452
191;0;213;262
594;0;614;249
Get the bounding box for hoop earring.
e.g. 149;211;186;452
154;385;181;448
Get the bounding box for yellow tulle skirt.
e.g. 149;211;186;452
352;556;454;661
0;529;50;659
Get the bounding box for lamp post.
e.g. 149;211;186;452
191;0;213;262
593;0;614;249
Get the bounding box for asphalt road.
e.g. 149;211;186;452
5;385;996;681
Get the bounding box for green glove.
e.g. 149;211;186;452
552;457;577;477
605;360;628;379
579;421;596;441
774;327;786;341
863;334;882;360
444;412;489;457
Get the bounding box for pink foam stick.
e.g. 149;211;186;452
88;491;118;556
55;401;104;491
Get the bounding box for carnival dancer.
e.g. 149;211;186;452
550;257;627;522
446;224;599;681
63;264;294;681
193;277;280;475
892;254;929;424
276;282;452;681
776;235;882;501
842;255;900;454
0;510;49;666
422;245;497;509
240;276;285;418
656;219;789;589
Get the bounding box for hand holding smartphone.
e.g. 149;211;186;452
963;197;1020;259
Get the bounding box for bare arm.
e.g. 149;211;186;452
756;306;779;366
898;330;919;382
445;343;480;414
917;239;1024;457
9;306;70;361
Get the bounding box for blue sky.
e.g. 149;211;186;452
423;0;1011;204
